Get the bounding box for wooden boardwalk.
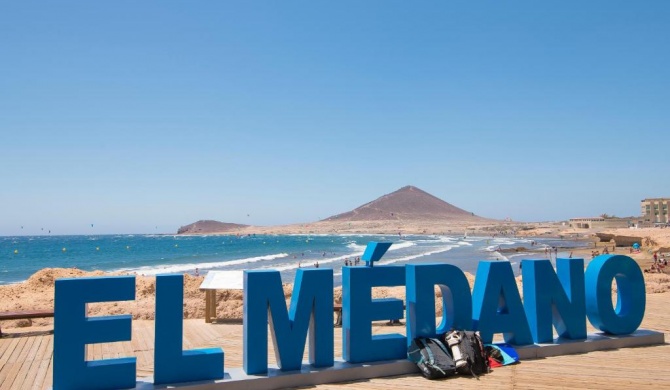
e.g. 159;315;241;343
1;292;669;390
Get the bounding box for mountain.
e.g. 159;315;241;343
323;185;487;222
177;220;249;234
176;186;493;235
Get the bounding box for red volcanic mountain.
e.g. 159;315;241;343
323;185;487;222
177;186;490;234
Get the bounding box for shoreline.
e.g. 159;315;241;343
1;229;668;333
1;232;589;286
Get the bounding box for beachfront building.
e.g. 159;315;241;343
568;217;631;229
569;217;605;229
641;198;670;224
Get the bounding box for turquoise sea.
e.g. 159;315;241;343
0;234;590;285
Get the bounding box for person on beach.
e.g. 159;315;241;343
195;268;199;277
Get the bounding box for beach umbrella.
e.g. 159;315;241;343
633;243;640;249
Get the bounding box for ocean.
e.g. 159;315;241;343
0;234;590;286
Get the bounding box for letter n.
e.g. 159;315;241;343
523;258;586;343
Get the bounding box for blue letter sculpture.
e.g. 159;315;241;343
343;242;405;362
53;276;136;390
472;261;533;345
522;258;586;343
406;263;472;344
585;254;645;335
361;241;392;267
154;274;224;384
244;268;333;374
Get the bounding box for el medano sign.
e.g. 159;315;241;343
52;243;651;390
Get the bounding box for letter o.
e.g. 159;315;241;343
585;255;645;335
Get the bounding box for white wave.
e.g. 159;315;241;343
378;245;457;265
264;240;417;272
276;244;455;272
346;242;367;251
387;241;416;251
489;251;509;261
119;253;289;275
268;250;366;272
412;236;456;244
491;238;517;245
457;241;472;246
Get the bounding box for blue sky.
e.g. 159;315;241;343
1;1;668;235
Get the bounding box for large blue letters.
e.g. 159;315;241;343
472;261;533;345
53;276;136;390
585;254;645;334
243;268;333;374
406;263;472;343
523;258;586;343
154;274;224;384
343;265;406;363
51;251;648;388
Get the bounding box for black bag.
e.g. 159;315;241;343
408;337;457;379
442;330;490;378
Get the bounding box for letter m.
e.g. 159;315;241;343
243;268;333;374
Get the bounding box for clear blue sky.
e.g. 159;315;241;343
1;1;669;235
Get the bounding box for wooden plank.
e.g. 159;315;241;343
15;336;44;389
0;337;35;390
31;336;52;390
0;362;20;390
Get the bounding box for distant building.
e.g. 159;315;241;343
641;198;670;224
569;217;604;229
569;217;632;229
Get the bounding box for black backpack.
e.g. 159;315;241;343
408;337;457;379
442;330;490;378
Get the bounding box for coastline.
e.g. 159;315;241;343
1;228;668;333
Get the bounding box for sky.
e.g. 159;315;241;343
1;1;669;235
